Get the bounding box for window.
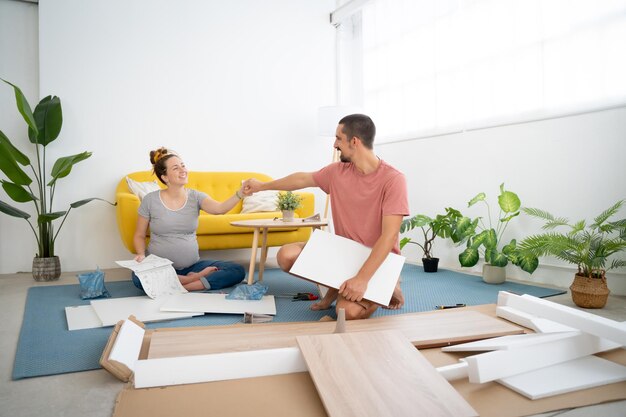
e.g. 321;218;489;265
337;0;626;142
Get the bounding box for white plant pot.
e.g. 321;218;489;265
482;264;506;284
281;210;295;222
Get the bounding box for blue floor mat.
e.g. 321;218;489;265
12;265;565;379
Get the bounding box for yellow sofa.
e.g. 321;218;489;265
116;171;315;254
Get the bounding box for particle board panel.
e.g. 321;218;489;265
160;292;276;315
296;330;477;417
147;306;525;359
463;332;619;383
498;355;626;399
90;296;202;326
498;292;626;345
65;305;103;330
289;229;405;306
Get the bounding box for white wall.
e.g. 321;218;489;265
0;0;39;272
378;106;626;294
0;0;335;274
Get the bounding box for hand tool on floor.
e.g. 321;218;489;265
276;292;319;301
435;303;466;309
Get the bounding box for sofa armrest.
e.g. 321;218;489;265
116;191;141;253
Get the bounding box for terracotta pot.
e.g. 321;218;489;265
569;272;609;308
281;210;295;222
482;264;506;284
32;256;61;281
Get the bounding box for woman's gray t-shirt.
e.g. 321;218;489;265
138;189;207;269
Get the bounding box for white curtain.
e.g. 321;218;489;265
339;0;626;142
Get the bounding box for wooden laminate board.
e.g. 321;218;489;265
297;330;477;417
147;306;524;359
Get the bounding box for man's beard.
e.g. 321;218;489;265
338;150;351;163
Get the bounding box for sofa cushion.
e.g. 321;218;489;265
241;190;279;213
126;177;161;200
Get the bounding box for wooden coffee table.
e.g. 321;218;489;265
230;218;328;285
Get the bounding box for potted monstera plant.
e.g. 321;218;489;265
0;80;114;281
439;183;539;283
519;200;626;308
276;191;302;222
400;210;460;272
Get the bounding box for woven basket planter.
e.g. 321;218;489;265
569;272;609;309
32;256;61;282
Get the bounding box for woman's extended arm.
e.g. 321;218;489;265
133;215;150;262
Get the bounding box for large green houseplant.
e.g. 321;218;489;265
519;200;626;308
439;183;538;283
0;79;113;281
399;210;460;272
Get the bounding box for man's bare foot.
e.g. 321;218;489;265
310;288;338;311
384;284;404;309
310;299;333;311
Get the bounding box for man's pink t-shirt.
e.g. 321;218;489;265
312;160;409;254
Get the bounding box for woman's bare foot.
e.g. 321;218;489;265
384;284;405;309
178;266;218;285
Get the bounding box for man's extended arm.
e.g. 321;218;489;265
338;214;404;302
243;172;316;193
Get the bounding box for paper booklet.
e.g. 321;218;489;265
116;254;187;299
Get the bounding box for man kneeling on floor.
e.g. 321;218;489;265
243;114;409;320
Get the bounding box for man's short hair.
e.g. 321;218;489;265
338;114;376;149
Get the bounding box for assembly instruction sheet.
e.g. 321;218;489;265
116;254;187;299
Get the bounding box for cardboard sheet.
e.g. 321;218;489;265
110;305;626;417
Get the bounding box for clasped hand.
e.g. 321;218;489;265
339;276;368;302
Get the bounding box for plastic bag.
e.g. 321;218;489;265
77;267;111;300
225;282;268;300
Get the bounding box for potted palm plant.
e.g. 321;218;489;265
0;80;114;281
276;191;302;222
439;183;539;283
519;200;626;308
399;210;459;272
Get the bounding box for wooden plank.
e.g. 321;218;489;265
442;332;577;352
90;296;202;326
65;305;102;330
498;292;626;345
463;332;619;383
134;347;306;388
297;330;477;417
147;308;525;359
160;293;276;315
498;355;626;399
289;229;405;306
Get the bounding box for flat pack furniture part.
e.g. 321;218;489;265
109;306;626;417
441;332;580;352
496;305;576;333
159;292;276;315
90;296;203;327
462;331;621;383
65;305;103;330
497;355;626;400
146;308;525;359
134;347;306;388
297;330;477;417
100;316;146;382
497;291;626;345
288;229;405;306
